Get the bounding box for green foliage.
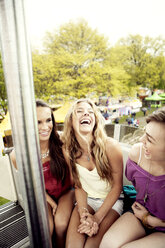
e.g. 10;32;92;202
33;22;165;100
1;20;164;104
117;35;165;90
0;53;8;118
33;20;132;99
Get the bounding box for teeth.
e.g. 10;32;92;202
80;119;90;124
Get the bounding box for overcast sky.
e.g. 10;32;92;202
26;0;165;50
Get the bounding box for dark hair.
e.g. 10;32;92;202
146;107;165;124
36;99;68;183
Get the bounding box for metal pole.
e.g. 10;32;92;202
0;0;52;247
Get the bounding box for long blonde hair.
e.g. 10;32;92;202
61;98;113;187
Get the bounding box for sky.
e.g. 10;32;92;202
26;0;165;50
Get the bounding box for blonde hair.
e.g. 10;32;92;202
61;98;113;187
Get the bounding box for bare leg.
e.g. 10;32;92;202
122;232;165;248
66;205;87;248
54;190;75;248
85;209;119;248
100;212;146;248
47;202;54;236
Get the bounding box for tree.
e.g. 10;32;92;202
0;53;8;119
33;19;126;99
32;24;165;101
117;35;165;90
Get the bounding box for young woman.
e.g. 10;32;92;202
61;98;123;248
100;107;165;248
10;99;74;248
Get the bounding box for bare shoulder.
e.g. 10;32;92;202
105;137;122;154
128;142;142;163
105;138;123;175
105;137;122;163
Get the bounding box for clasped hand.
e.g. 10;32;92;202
77;212;99;237
132;201;148;220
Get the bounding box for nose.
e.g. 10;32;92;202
41;122;49;130
83;111;89;116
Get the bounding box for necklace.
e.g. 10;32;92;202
143;161;165;204
82;153;90;162
87;154;90;162
41;150;49;159
143;162;151;204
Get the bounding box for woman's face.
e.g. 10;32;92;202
37;107;53;142
140;121;165;162
72;101;96;135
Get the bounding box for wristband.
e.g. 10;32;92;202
142;212;154;229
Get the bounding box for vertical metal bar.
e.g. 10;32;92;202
114;124;121;141
0;0;52;247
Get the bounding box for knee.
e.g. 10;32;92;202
54;214;69;236
100;235;118;248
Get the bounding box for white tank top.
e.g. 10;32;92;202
76;163;111;199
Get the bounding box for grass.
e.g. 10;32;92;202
0;196;10;206
116;107;157;125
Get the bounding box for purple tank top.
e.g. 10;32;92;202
126;157;165;232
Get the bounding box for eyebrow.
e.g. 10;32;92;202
76;107;93;110
146;132;156;142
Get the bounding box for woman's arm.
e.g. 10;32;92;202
147;214;165;228
132;201;165;228
94;138;123;224
76;187;99;236
75;187;88;217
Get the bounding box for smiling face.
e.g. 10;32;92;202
139;121;165;162
37;106;53;142
72;101;96;135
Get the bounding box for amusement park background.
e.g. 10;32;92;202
1;0;165;206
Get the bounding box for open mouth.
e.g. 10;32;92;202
80;119;91;125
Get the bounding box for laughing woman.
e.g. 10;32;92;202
100;107;165;248
10;100;74;248
61;98;123;248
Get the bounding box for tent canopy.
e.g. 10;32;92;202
53;102;72;123
0;112;11;137
145;92;164;101
159;93;165;98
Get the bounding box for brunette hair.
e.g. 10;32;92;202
36;99;68;183
61;98;113;187
146;107;165;124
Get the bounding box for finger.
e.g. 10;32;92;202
78;226;91;234
78;222;90;230
134;202;142;210
85;229;93;237
134;202;142;208
92;223;99;235
81;212;90;219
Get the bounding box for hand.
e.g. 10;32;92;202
78;213;99;236
132;202;148;220
147;215;163;228
52;204;57;216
